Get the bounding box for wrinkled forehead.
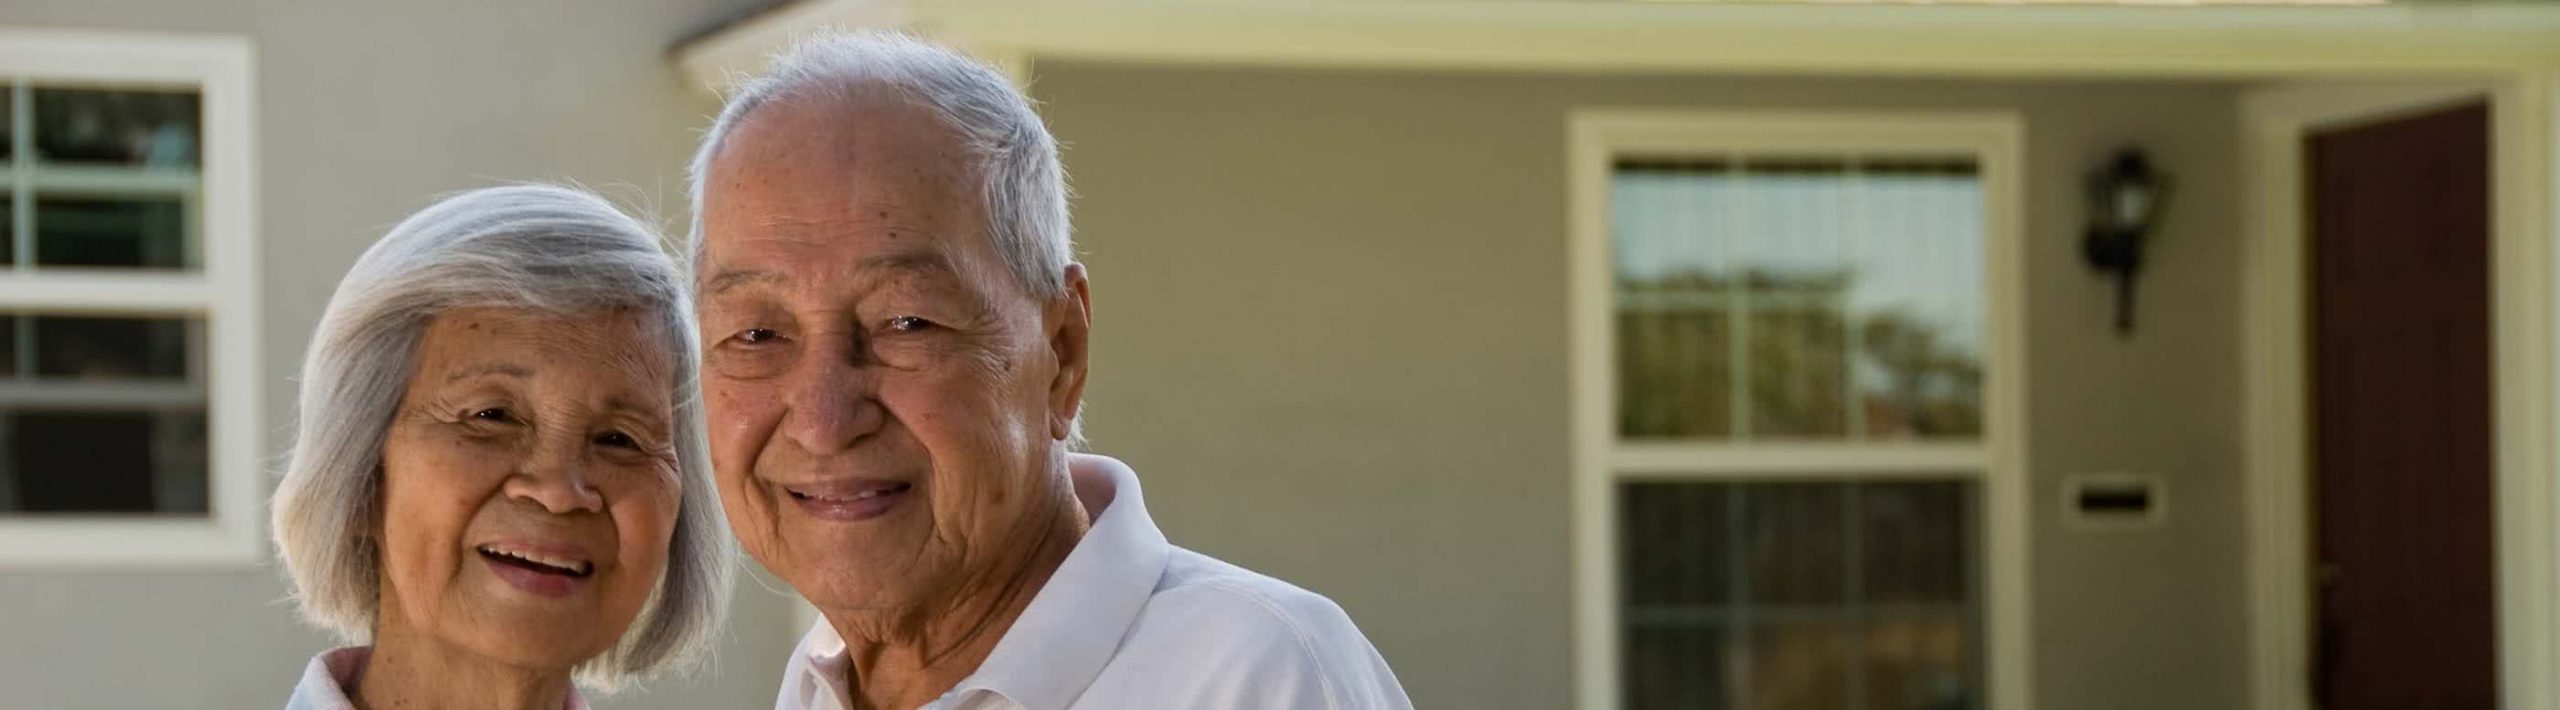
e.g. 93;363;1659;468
414;306;678;389
706;90;980;219
697;92;1011;294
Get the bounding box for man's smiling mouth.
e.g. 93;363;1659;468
780;479;915;521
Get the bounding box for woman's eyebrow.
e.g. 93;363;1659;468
600;395;672;427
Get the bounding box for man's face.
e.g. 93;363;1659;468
696;92;1088;614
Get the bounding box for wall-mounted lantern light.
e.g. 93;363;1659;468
2083;148;2169;337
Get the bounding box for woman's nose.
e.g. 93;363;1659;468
504;444;604;514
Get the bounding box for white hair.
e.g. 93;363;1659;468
683;30;1073;299
270;184;735;688
686;31;1085;445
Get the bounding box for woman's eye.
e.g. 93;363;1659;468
469;408;512;423
733;327;779;344
885;316;936;333
594;431;638;449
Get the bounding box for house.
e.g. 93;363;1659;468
1;1;2554;708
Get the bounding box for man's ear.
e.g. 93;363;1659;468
1045;263;1092;441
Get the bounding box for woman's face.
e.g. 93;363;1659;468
374;306;681;669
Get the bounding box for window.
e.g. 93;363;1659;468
0;29;260;565
1570;112;2026;710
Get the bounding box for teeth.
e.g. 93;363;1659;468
477;545;592;575
789;483;908;502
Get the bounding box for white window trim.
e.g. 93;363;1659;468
1567;109;2029;710
0;28;261;566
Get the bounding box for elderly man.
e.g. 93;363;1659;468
687;33;1412;710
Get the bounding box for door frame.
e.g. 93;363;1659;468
2240;78;2555;710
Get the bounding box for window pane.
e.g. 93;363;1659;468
1864;614;1973;710
1615;159;1982;442
1621;480;1980;708
0;408;208;515
1747;483;1848;605
1853;162;1983;440
1625;625;1731;710
30;88;200;168
1623;482;1731;606
1;86;13;163
1619;306;1732;438
1753;621;1857;710
36;197;190;270
1750;308;1848;437
1741;162;1849;291
1617;164;1736;439
1862;481;1973;604
31;315;192;380
0;201;14;266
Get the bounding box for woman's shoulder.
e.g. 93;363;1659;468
283;646;369;710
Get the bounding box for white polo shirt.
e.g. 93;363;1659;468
772;456;1412;710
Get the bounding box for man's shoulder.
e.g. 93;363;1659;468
1086;547;1409;709
1150;546;1350;631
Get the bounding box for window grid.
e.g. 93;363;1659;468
0;29;259;565
1613;153;1986;710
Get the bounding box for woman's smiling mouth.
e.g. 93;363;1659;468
477;542;595;598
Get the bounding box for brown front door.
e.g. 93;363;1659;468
2309;100;2494;709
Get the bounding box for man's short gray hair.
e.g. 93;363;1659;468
270;184;734;688
684;31;1073;299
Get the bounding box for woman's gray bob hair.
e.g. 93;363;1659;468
270;184;733;687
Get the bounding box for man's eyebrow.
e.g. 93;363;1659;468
859;252;961;280
703;268;783;297
704;252;963;297
447;362;531;383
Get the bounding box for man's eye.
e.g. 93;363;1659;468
470;408;513;423
733;328;779;344
885;316;937;333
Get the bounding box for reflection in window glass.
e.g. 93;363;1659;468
1613;160;1982;441
1623;483;1731;606
1752;621;1857;710
0;313;205;517
31;315;192;379
0;408;207;515
1864;615;1971;710
36;198;190;270
1746;483;1848;605
1624;625;1730;710
30;88;200;168
1619;480;1978;709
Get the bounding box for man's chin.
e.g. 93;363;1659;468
782;556;938;619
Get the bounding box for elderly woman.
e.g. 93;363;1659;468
270;184;732;709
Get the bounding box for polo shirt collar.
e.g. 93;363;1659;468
794;456;1171;710
953;455;1170;709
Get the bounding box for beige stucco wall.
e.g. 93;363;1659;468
0;6;2250;705
1036;62;2247;710
0;2;800;708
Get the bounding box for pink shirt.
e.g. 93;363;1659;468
285;646;592;710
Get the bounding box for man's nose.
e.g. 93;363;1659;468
780;337;887;455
